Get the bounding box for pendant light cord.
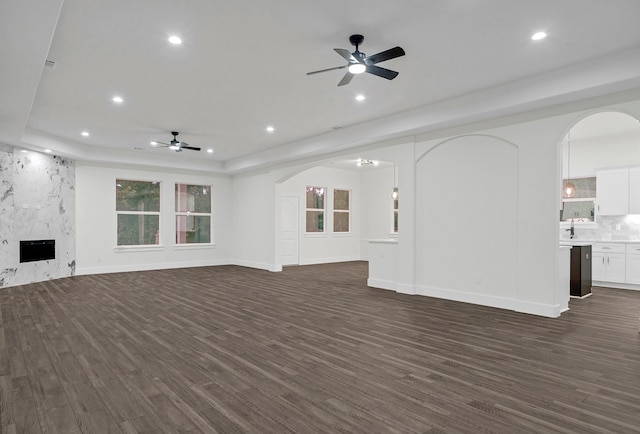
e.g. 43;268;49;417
567;130;571;182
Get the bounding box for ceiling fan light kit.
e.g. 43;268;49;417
150;131;201;152
307;34;405;86
348;63;366;74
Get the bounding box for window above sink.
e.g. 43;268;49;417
561;176;596;226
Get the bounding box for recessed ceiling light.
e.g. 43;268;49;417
150;141;158;146
168;35;182;45
207;149;214;153
266;126;275;133
44;149;52;153
355;94;365;101
531;31;547;41
81;131;90;137
20;149;28;153
112;96;124;103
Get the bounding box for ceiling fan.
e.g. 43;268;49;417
151;131;200;152
307;34;405;86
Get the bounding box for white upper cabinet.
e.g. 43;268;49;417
596;169;629;215
629;168;640;215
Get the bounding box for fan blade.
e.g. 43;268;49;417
180;146;201;151
152;140;170;147
334;48;357;62
337;72;354;86
307;65;347;75
365;46;405;65
365;65;399;80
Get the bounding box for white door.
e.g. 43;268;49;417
281;196;299;265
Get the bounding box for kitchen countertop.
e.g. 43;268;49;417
559;239;640;245
559;241;593;246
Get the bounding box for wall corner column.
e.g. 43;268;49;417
395;144;417;295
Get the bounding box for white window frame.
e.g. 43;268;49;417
305;186;326;233
115;179;161;247
333;188;351;233
175;183;213;245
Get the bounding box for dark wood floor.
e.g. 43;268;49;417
1;262;639;433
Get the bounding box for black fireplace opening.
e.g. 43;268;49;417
20;239;55;263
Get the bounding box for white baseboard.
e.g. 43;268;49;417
78;259;284;276
593;281;640;291
396;283;416;295
228;259;274;272
367;278;396;291
415;284;516;311
413;284;561;318
77;256;363;277
514;299;562;318
298;255;362;266
76;258;231;276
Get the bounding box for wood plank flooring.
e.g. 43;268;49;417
1;261;639;433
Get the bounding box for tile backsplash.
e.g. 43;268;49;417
560;215;640;241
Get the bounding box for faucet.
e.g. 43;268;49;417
566;219;575;239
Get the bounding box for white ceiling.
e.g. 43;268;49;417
2;0;640;174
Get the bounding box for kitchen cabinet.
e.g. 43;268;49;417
625;244;640;284
596;169;629;215
592;243;626;283
629;168;640;214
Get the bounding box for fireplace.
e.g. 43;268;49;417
20;239;55;263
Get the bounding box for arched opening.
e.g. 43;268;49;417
559;110;640;293
560;111;640;239
275;157;399;267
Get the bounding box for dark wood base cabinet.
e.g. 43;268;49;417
570;245;592;297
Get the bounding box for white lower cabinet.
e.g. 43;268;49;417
625;245;640;284
592;243;626;283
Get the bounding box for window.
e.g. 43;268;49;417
333;189;350;233
306;186;325;232
116;179;160;245
560;177;596;222
175;184;212;244
393;197;399;233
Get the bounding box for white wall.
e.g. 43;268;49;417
279;166;362;265
359;165;396;241
415;135;518;307
75;163;233;275
355;115;575;317
414;117;571;316
232;171;277;270
564;130;640;177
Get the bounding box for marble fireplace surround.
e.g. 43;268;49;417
0;143;75;288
